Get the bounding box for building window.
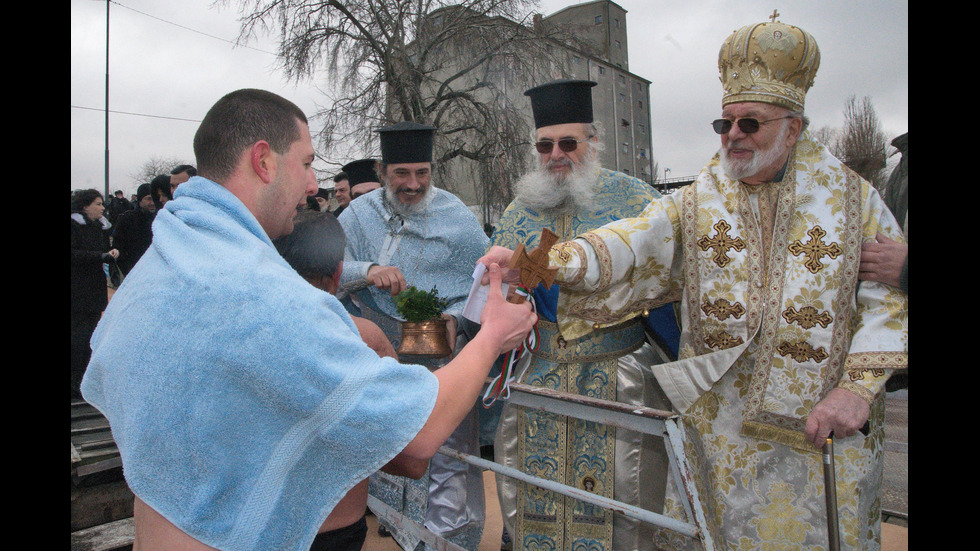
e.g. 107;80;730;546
621;118;630;127
615;18;620;28
598;66;605;75
637;100;643;110
615;40;622;49
638;123;645;133
639;148;647;158
619;93;626;102
595;15;603;24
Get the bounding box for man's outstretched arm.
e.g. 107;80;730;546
385;263;536;477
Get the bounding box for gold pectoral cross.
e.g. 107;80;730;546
508;228;559;304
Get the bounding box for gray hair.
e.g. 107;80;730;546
787;109;810;132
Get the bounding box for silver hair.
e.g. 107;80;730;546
787;109;810;132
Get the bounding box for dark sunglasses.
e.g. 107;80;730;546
711;116;793;135
534;137;591;154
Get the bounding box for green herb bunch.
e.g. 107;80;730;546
395;286;449;322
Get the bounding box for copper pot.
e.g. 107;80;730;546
397;319;452;358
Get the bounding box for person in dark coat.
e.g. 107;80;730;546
105;190;134;224
71;189;118;398
113;183;157;275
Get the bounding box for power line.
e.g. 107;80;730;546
72;104;200;123
73;2;282;125
110;0;277;56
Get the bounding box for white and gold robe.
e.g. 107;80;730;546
548;134;908;550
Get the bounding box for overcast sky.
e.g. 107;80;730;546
71;0;908;196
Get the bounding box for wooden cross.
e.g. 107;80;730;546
507;228;559;304
788;226;842;273
769;9;780;23
697;220;746;268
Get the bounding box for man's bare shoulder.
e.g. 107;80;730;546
351;316;397;359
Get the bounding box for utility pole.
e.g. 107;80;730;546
104;0;110;197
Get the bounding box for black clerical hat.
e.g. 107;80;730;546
524;79;597;128
342;159;380;187
377;122;436;164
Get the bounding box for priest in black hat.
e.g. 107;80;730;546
336;121;491;551
341;158;383;201
488;79;677;551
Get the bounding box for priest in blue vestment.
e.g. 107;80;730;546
337;122;491;551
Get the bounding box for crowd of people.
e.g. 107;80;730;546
73;16;907;551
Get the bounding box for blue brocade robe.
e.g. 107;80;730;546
338;186;490;551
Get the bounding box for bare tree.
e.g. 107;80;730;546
234;0;580;218
810;126;838;151
832;95;888;190
130;156;191;188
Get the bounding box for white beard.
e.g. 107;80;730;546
720;122;791;182
513;156;600;212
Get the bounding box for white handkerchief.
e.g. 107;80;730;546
462;264;508;323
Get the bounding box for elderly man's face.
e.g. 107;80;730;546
719;102;801;185
334;178;351;207
535;123;595;182
384;163;432;206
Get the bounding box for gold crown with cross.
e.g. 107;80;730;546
718;11;821;111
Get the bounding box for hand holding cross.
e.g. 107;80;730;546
506;228;559;304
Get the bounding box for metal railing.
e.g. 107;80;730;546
370;380;715;550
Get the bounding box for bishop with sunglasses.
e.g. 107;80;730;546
489;79;679;551
481;20;907;550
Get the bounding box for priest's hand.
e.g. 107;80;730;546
859;233;907;289
478;246;522;286
804;387;870;448
480;263;536;354
367;264;407;296
442;313;458;352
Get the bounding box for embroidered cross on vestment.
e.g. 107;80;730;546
697;219;746;268
788;226;842;273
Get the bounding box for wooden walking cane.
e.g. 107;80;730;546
822;435;841;551
823;422;869;551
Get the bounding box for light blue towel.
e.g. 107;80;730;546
82;177;438;550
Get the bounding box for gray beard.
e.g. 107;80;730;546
513;157;600;213
384;183;436;216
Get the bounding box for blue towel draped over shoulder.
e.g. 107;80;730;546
82;177;438;551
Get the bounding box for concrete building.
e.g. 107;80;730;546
540;0;654;183
421;0;655;225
